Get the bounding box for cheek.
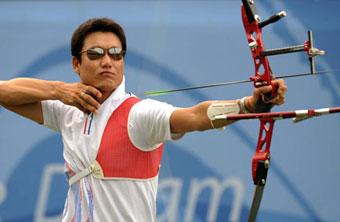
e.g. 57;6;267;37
82;61;97;73
79;64;97;81
117;61;124;74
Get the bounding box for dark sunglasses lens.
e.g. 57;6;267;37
87;48;104;60
108;48;124;60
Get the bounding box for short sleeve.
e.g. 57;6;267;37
41;100;64;132
128;99;184;151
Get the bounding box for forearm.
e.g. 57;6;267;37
204;100;240;130
170;96;260;133
0;78;62;106
171;100;240;133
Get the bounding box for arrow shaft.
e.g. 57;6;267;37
145;70;335;96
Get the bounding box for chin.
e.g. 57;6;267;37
97;78;122;91
97;83;118;92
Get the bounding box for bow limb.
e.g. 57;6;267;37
241;0;276;94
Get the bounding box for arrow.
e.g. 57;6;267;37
144;70;334;96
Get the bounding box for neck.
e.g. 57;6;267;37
96;77;125;104
98;90;114;104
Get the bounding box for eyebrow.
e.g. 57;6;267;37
87;45;122;49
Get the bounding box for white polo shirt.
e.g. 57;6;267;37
41;80;181;222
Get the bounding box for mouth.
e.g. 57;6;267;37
99;71;115;76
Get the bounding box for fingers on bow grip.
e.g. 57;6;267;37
262;82;278;103
256;82;278;113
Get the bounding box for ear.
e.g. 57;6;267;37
72;56;81;75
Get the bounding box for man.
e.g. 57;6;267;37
0;18;287;221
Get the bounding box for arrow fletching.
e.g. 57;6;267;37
144;89;176;96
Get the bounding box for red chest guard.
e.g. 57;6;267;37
95;96;164;180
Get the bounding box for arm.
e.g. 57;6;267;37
170;79;287;133
170;100;239;133
0;78;102;124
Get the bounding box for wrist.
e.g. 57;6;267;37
246;96;256;113
239;96;253;113
51;81;64;100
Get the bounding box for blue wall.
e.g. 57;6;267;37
0;0;339;221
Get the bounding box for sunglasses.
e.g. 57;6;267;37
80;47;125;60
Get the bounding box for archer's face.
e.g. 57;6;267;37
73;31;124;93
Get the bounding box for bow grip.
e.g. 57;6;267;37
252;81;277;113
263;81;278;102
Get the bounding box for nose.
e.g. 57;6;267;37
100;53;113;68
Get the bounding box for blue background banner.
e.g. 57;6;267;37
0;1;339;221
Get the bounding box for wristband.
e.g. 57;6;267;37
239;96;251;114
